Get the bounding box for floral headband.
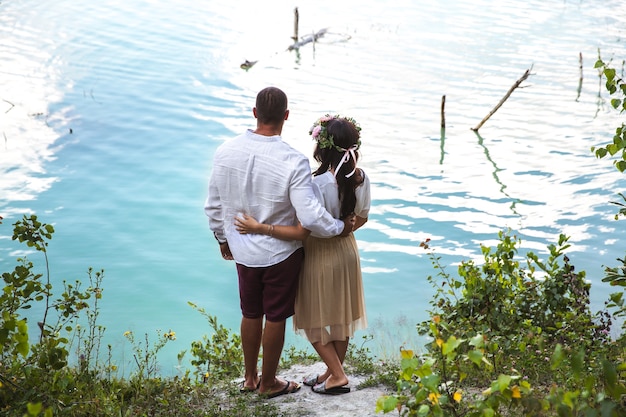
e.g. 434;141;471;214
309;114;361;152
309;114;362;178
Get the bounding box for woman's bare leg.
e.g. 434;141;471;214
311;340;348;389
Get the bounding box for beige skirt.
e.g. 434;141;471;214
293;233;367;345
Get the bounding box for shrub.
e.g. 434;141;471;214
0;216;282;417
378;232;626;416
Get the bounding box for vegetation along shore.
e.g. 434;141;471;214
2;58;626;416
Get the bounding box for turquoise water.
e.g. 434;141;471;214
1;0;625;374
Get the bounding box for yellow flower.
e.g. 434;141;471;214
433;315;441;324
428;392;441;404
435;338;444;348
400;349;414;359
123;331;131;337
453;391;462;403
110;365;118;371
511;386;521;399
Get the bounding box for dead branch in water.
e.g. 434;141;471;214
441;95;446;129
3;99;14;113
240;7;327;71
471;66;533;132
291;7;299;42
287;28;327;51
576;52;583;101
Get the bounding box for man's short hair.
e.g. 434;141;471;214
255;87;288;125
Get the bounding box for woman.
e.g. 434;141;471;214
235;114;370;395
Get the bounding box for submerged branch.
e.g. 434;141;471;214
3;98;15;113
287;28;328;51
441;95;446;129
471;66;533;132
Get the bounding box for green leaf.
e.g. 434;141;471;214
468;349;484;366
375;395;398;413
602;359;617;390
418;404;431;415
491;374;512;392
571;350;584;379
442;335;462;355
482;409;495;417
469;334;484;348
605;68;616;82
422;374;441;392
600;400;617;416
27;402;43;415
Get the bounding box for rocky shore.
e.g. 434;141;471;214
259;362;393;417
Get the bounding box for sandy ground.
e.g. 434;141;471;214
256;362;394;417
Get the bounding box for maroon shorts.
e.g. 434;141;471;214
236;248;304;322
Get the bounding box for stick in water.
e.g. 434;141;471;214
471;67;532;132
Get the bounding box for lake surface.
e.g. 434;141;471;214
1;0;625;374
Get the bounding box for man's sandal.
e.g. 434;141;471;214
263;380;301;399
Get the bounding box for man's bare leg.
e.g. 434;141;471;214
241;317;262;390
258;318;290;394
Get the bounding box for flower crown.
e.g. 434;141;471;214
308;114;361;152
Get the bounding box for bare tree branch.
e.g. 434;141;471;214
471;66;533;132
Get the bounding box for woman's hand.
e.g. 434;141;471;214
235;213;261;234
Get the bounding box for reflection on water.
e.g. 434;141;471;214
474;130;519;213
1;0;626;370
0;71;61;209
0;2;75;213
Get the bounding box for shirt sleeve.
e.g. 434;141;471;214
289;157;344;237
204;156;226;243
354;169;371;218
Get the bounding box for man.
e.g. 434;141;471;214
204;87;352;398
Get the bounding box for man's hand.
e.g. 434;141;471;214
339;215;356;237
219;242;233;260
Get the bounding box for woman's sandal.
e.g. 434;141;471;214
303;375;320;387
311;380;350;395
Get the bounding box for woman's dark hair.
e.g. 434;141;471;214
255;87;288;124
313;118;363;219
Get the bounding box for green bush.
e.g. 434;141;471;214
592;57;626;172
185;302;244;384
378;233;626;416
0;216;282;416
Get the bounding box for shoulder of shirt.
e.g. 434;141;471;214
217;131;302;153
313;171;336;186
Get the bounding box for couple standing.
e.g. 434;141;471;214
204;86;370;398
